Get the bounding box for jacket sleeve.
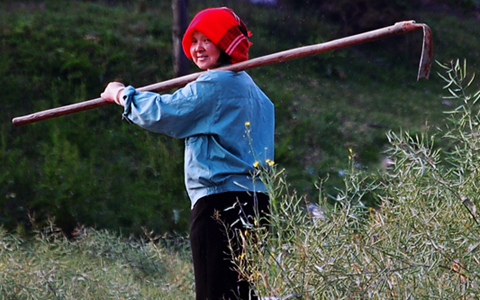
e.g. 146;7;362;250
121;76;217;138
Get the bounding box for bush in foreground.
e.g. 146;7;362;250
237;60;480;299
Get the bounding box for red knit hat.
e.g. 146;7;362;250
182;7;252;64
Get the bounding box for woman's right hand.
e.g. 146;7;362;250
101;82;125;106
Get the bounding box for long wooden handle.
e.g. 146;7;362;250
12;21;432;126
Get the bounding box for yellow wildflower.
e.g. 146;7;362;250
265;159;275;166
253;161;259;168
245;121;251;127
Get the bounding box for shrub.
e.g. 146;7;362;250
237;60;480;298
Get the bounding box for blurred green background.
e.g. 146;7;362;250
1;0;479;236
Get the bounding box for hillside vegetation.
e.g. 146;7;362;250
1;0;479;236
2;1;480;299
2;59;480;299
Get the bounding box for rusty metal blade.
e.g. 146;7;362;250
417;24;433;80
390;21;433;80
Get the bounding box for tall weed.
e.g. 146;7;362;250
238;60;480;299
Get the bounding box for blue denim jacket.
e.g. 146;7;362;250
122;70;275;208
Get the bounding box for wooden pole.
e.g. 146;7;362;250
172;0;190;77
12;21;432;126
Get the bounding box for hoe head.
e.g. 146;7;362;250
417;23;433;80
395;21;433;80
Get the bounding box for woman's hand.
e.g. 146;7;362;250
101;82;125;106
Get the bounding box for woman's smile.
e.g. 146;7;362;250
190;31;222;70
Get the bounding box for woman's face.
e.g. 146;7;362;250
190;31;221;70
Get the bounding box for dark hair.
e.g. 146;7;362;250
217;50;232;66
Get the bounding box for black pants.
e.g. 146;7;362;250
190;192;269;300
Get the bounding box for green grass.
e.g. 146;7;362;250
0;223;194;299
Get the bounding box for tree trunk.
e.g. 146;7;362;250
172;0;190;77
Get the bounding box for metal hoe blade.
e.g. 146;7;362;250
415;23;433;80
393;21;433;80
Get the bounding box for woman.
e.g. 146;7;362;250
101;7;274;300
